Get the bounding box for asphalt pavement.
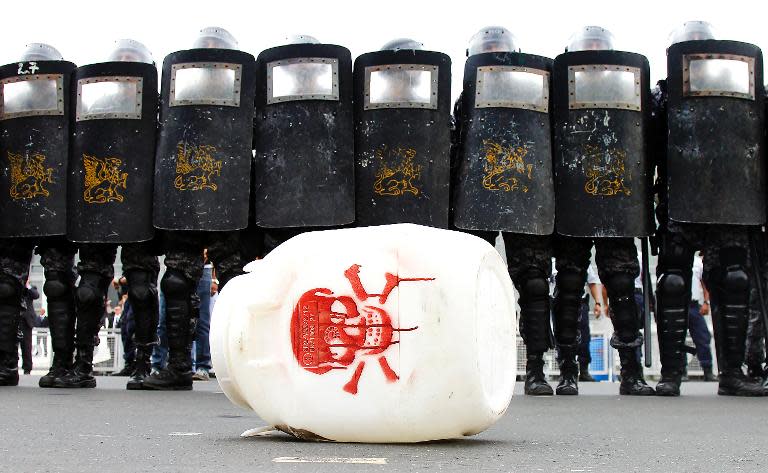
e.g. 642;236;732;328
1;376;766;472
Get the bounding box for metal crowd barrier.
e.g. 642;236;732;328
26;325;715;380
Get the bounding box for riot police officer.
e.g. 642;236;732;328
53;39;161;389
353;39;451;228
653;21;766;396
551;26;654;395
144;27;256;390
253;35;354;253
0;44;78;387
451;27;556;395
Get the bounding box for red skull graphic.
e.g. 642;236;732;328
291;264;434;394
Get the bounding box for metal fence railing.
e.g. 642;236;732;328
25;328;123;374
25;324;715;380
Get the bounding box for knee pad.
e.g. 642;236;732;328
602;272;635;296
657;272;686;298
126;271;157;310
0;277;19;301
555;269;583;295
161;270;193;299
43;272;70;300
519;276;550;303
723;267;749;299
76;273;104;311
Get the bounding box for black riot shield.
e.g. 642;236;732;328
453;52;555;234
667;40;765;225
552;50;652;237
67;61;158;243
253;44;354;228
353;50;451;228
0;60;75;238
153;48;255;231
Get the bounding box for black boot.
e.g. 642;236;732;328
524;352;553;396
617;347;655;395
556;347;578;395
53;344;96;388
127;343;154;390
579;361;595;382
0;277;21;387
144;270;193;391
39;271;76;388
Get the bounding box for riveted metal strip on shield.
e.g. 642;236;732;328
474;66;549;112
76;76;144;121
682;53;755;100
363;64;438;110
267;57;339;104
170;62;242;107
0;74;65;120
568;64;641;111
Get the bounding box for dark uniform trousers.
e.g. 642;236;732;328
554;236;641;364
656;221;753;377
0;237;76;377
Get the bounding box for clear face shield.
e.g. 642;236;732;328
467;26;518;56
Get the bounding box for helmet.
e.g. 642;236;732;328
285;34;320;45
20;43;63;61
467;26;518;56
380;38;423;51
107;39;153;64
192;26;238;50
668;21;716;46
566;26;614;52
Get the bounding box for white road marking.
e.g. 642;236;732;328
273;457;387;465
78;434;113;438
168;432;203;436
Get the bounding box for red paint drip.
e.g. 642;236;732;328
378;356;399;382
343;361;366;395
378;274;436;304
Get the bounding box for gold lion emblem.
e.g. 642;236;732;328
583;144;631;197
481;139;533;193
174;143;222;192
83;154;128;204
373;145;422;196
7;151;54;200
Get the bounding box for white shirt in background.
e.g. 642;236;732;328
691;255;704;304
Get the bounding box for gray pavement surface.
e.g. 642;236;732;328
1;376;766;472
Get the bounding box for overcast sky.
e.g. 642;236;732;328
4;0;766;100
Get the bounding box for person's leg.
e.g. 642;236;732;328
687;303;715;381
192;266;212;380
704;228;763;396
596;238;654;396
144;232;202;391
36;240;77;388
151;291;168;372
54;244;116;388
553;235;592;395
503;233;553;396
0;239;35;387
577;299;595;381
121;242;161;390
21;322;33;374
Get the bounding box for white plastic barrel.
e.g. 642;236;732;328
211;223;516;443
